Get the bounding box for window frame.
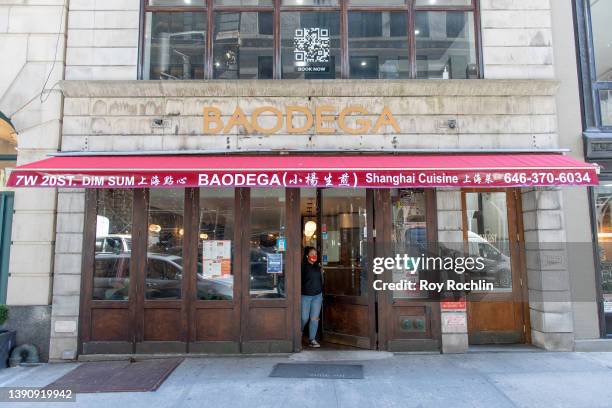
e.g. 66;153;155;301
576;0;612;131
138;0;482;79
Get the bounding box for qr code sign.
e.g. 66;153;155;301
294;28;330;64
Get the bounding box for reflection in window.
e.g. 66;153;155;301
281;12;341;79
348;12;409;79
600;90;612;127
250;189;286;298
416;11;477;79
594;186;612;334
464;192;512;291
590;0;612;81
320;189;367;297
391;189;428;299
143;12;206;80
94;190;133;301
146;189;184;300
199;189;235;300
213;12;274;79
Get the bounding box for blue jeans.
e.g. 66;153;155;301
301;293;323;341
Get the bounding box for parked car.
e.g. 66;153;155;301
93;253;233;301
95;234;131;254
467;231;512;288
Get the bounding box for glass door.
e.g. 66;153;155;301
463;189;527;344
318;189;376;349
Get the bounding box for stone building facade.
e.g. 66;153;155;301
1;0;607;361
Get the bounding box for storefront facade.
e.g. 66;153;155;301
2;0;603;359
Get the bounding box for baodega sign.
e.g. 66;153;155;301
203;105;401;135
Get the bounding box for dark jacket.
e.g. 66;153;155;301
301;261;323;296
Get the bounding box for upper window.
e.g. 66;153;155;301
140;0;480;79
576;0;612;129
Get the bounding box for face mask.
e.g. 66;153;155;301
308;255;317;263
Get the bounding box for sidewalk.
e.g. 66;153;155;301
1;351;612;408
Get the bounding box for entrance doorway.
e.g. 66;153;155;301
300;189;376;349
462;189;529;344
299;188;441;351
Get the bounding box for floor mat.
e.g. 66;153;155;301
44;358;183;393
270;363;363;379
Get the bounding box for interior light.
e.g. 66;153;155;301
360;61;367;67
415;29;421;35
184;0;192;3
148;224;161;233
200;233;209;240
304;221;317;238
178;228;184;237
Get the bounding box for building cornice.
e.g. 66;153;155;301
59;79;561;98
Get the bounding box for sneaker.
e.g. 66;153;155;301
309;339;321;348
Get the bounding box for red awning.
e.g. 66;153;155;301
6;154;599;189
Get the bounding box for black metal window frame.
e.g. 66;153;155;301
575;0;612;132
137;0;482;80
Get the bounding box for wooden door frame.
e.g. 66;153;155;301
461;188;530;344
297;188;377;350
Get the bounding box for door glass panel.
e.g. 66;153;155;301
391;189;429;299
594;186;612;334
94;190;133;301
146;189;185;300
199;189;235;300
464;192;512;292
250;189;286;299
320;189;367;297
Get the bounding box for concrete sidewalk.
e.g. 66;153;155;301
0;351;612;408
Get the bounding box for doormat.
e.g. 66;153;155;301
270;363;363;379
44;358;183;393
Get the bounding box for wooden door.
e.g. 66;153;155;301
240;188;297;353
375;189;441;352
463;189;528;344
319;189;376;349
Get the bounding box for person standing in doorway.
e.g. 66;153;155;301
301;246;323;348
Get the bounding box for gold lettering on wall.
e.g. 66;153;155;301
203;105;401;135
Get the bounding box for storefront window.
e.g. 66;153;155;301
143;12;207;80
250;189;286;298
415;11;477;79
348;12;409;79
146;189;185;300
199;189;235;300
281;12;341;79
391;189;428;299
213;12;274;79
141;1;479;79
94;190;133;301
464;192;512;291
594;186;612;334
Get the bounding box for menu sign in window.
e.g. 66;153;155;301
202;240;231;278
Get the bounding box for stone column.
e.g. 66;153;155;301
48;189;85;361
522;187;574;351
437;189;469;354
